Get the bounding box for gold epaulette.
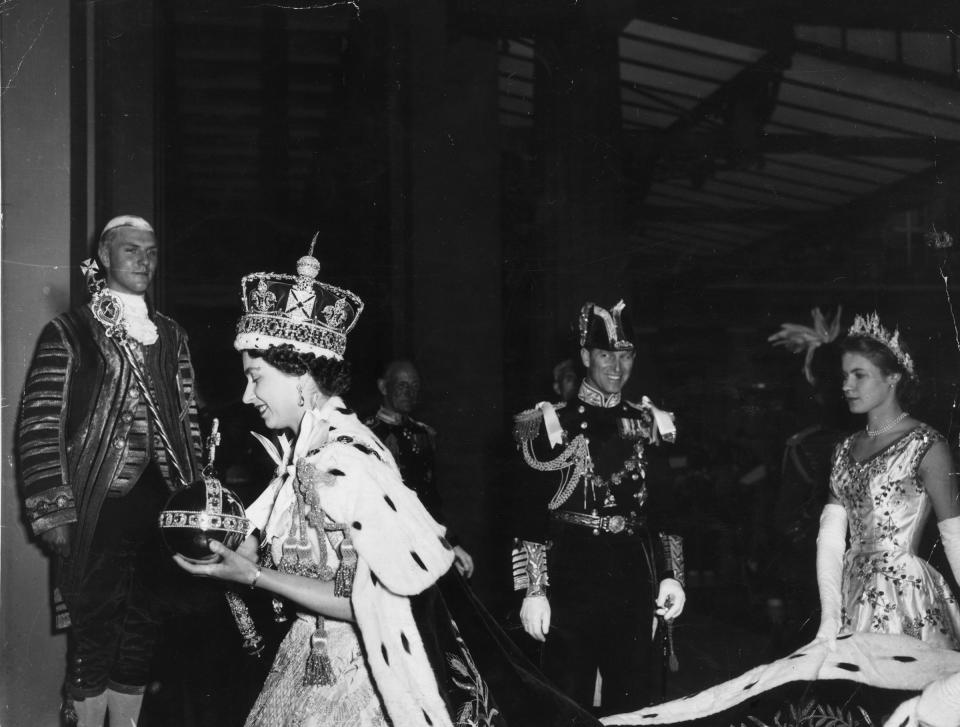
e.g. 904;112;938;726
512;407;544;444
512;402;566;443
409;417;437;439
626;396;677;444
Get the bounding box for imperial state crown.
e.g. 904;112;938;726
234;233;364;360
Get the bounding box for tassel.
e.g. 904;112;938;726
304;618;335;686
62;695;78;725
225;590;264;657
334;534;357;598
272;596;288;623
54;586;72;630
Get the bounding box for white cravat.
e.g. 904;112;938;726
112;290;159;345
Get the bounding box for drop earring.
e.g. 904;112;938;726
298;383;305;407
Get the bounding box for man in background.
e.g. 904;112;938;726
552;358;581;402
366;359;475;577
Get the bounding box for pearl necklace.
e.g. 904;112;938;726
866;411;908;437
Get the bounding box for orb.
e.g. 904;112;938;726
159;470;250;563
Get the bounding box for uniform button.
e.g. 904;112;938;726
129;387;140;398
577;406;585;414
580;421;588;429
121;412;134;424
113;438;125;450
584;437;590;444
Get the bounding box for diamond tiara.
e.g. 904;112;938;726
847;312;915;375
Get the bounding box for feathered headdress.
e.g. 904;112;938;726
768;307;842;385
578;300;635;350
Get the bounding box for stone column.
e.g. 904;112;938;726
400;0;504;598
93;0;157;223
522;11;633;397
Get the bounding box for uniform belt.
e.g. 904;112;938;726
551;510;646;536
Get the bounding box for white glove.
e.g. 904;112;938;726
520;596;551;642
882;696;919;727
884;673;960;727
656;578;685;620
453;545;475;578
938;515;960;587
918;672;960;727
816;503;847;645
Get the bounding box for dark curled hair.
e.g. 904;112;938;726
245;344;352;396
840;334;919;407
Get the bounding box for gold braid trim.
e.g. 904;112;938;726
522;541;549;597
660;533;685;587
225;590;264;656
512;407;544;443
520;435;593;510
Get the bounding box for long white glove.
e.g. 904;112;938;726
883;673;960;727
938;515;960;587
816;503;847;643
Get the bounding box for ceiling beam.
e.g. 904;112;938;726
663;49;785;138
760;134;959;158
706;148;960;286
630;2;960;40
641;205;809;224
452;1;960;42
792;40;960;93
624;130;959;162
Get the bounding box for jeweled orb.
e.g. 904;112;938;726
159;474;249;563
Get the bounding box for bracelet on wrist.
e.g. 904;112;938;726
249;566;262;590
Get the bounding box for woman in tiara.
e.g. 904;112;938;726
175;245;600;727
815;312;960;648
600;313;960;727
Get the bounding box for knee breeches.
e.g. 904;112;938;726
62;467;167;698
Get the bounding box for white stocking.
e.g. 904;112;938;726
73;691;108;727
106;689;144;727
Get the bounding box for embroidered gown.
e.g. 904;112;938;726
596;425;960;726
243;397;601;727
244;501;388;726
830;424;960;647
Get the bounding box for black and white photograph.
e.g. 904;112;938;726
5;1;960;726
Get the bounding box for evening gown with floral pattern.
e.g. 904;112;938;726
596;429;960;726
829;423;960;648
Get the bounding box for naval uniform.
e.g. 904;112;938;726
513;380;680;712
